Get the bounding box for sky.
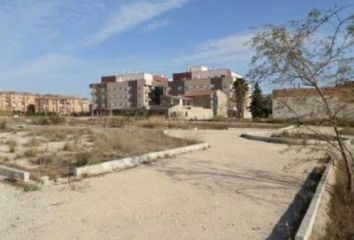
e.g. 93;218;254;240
0;0;351;97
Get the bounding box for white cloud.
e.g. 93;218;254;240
190;32;253;63
170;31;254;74
85;0;189;46
141;19;170;33
0;54;82;81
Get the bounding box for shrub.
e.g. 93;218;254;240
25;137;41;147
24;148;38;158
32;115;65;125
7;139;17;153
74;152;91;167
49;115;65;125
0;121;6;130
23;183;40;192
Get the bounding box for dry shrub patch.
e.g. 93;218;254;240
339;127;354;136
271;131;340;142
323;164;354;239
0;126;197;180
3;178;40;192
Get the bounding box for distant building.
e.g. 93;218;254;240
37;95;90;115
90;72;168;114
165;90;227;120
0;91;89;114
169;66;251;119
272;82;354;120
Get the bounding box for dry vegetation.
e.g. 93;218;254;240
271;131;340;142
65;116;288;130
323;164;354;239
0;125;197;180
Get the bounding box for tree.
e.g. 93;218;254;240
233;78;249;119
250;82;264;118
248;6;354;195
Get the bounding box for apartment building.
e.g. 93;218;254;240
37;95;90;114
0;91;89;114
273;82;354;120
90;72;168;113
0;91;37;112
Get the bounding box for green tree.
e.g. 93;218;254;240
248;6;354;195
250;82;264;118
233;78;249;119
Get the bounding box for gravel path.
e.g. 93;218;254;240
0;129;317;240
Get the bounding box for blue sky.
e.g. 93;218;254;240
0;0;351;97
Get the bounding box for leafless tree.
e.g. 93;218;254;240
248;6;354;195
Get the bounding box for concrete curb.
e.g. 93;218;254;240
240;133;305;145
75;142;210;178
240;127;350;145
295;161;334;240
275;125;297;133
0;165;30;182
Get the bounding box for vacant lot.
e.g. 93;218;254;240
0;128;319;240
0;126;195;179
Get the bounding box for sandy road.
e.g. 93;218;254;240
0;129;316;240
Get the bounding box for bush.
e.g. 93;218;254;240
7;139;17;153
0;121;6;130
74;152;91;167
122;107;148;118
32;115;65;125
49;115;65;125
24;148;38;158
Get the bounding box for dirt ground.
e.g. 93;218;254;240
0;128;318;240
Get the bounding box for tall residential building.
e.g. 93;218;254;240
90;72;168;114
0;91;89;114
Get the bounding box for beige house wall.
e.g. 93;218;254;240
168;105;214;120
212;90;228;117
273;96;354;120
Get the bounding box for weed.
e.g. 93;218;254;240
0;121;6;131
6;139;17;153
3;178;40;192
74;152;91;166
324;165;354;239
24;148;38;158
23;183;40;192
25;137;41;147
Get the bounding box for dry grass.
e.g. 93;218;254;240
24;148;39;158
6;139;17;153
0;126;197;180
339;127;354;136
271;131;339;141
2;178;40;192
65;116;287;130
323;165;354;239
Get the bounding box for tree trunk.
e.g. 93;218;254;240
333;124;354;195
315;85;354;195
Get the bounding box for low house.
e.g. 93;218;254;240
166;90;228;120
184;90;228;118
272;82;354;120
